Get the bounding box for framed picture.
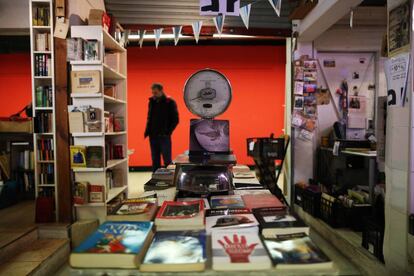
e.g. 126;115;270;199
294;96;304;110
388;0;410;56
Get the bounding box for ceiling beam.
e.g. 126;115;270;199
298;0;364;42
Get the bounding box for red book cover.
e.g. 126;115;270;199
241;194;285;211
156;200;204;219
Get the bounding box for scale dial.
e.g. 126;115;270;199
184;69;232;119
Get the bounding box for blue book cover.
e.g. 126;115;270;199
143;230;207;264
210;195;245;209
73;221;153;254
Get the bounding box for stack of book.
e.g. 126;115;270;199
32;7;50;26
35;33;51;51
37;138;54;161
38;163;54;184
34;112;53;133
69;176;334;272
35;85;53;107
34;54;51;76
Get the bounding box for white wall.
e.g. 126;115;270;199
0;0;29;34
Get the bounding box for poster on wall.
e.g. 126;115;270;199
385;52;410;107
388;0;410;56
200;0;240;16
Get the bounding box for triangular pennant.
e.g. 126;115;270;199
268;0;282;17
172;26;182;46
239;4;252;29
154;28;163;49
192;20;203;43
139;30;146;48
213;14;225;36
350;9;354;28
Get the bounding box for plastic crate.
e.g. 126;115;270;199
302;189;321;218
294;185;305;206
362;218;384;263
344;204;372;231
320;194;345;228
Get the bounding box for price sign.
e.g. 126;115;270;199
200;0;240;16
385;52;410;106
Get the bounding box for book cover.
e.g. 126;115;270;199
157;200;203;219
70;146;86;168
263;233;333;269
205;208;259;234
86;146;104;168
70;221;154;268
210;195;245;209
253;207;309;237
212;229;271;271
140;230;207;272
108;198;158;222
242;194;284;210
177;197;210;209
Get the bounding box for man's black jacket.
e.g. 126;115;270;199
144;94;179;137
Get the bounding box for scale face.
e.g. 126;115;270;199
184;69;232;119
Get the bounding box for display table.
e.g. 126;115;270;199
57;229;360;275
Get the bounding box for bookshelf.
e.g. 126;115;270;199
69;26;128;223
29;0;59;221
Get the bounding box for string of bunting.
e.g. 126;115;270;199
134;0;282;48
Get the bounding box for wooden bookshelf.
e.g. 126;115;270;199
29;0;59;221
69;26;129;223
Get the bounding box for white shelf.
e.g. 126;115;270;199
70;60;102;65
105;131;127;136
32;26;51;30
71;93;102;98
34;76;52;79
35;107;53;111
72;166;104;172
106;158;128;170
38;184;56;187
71;132;104;137
34;51;51;54
35;132;54;136
103;63;126;80
103;29;126;52
75;202;105;207
104;95;126;104
37;160;55;164
106;186;128;203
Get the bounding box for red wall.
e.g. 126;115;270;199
127;45;286;166
0;53;32;117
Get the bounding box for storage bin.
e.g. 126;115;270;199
302;188;321;218
294;184;305;206
344;204;372;231
362;218;384;263
320;194;345;228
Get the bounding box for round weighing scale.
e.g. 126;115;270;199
183;69;232;119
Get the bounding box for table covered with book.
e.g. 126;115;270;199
65;164;360;275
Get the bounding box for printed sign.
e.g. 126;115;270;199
200;0;240;16
385;52;410;106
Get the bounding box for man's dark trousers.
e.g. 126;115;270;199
149;135;172;172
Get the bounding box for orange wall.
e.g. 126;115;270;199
0;53;32;117
127;45;286;166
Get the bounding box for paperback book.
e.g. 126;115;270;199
253;207;309;237
210;195;245;209
70;221;154;268
155;200;205;231
263;232;333;270
177;197;210;209
107;198;158;222
212;229;271;271
140;230;207;272
242;194;285;210
205;208;259;234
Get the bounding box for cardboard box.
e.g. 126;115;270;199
0;118;33;133
71;70;101;94
88;9;104;26
104;85;116;98
104;52;120;72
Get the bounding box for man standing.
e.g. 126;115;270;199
145;83;179;171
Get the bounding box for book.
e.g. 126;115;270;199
73;182;88;205
233;171;256;178
155;200;204;231
140;230;207;272
242;194;284;210
253;207;309;237
177;197;210;209
71;70;101;94
212;229;271;271
234;189;272;196
205;208;259;234
263;233;333;270
107;198;158;222
210;195;245;209
88;184;104;203
86;146;104;168
70;221;154;268
70;146;86;168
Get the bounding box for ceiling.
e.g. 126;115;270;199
104;0;298;34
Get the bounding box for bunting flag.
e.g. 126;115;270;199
192;20;203;43
239;4;252;29
154;28;163;49
268;0;282;17
350;9;354;28
139;30;146;48
213;14;225;36
172;26;183;46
